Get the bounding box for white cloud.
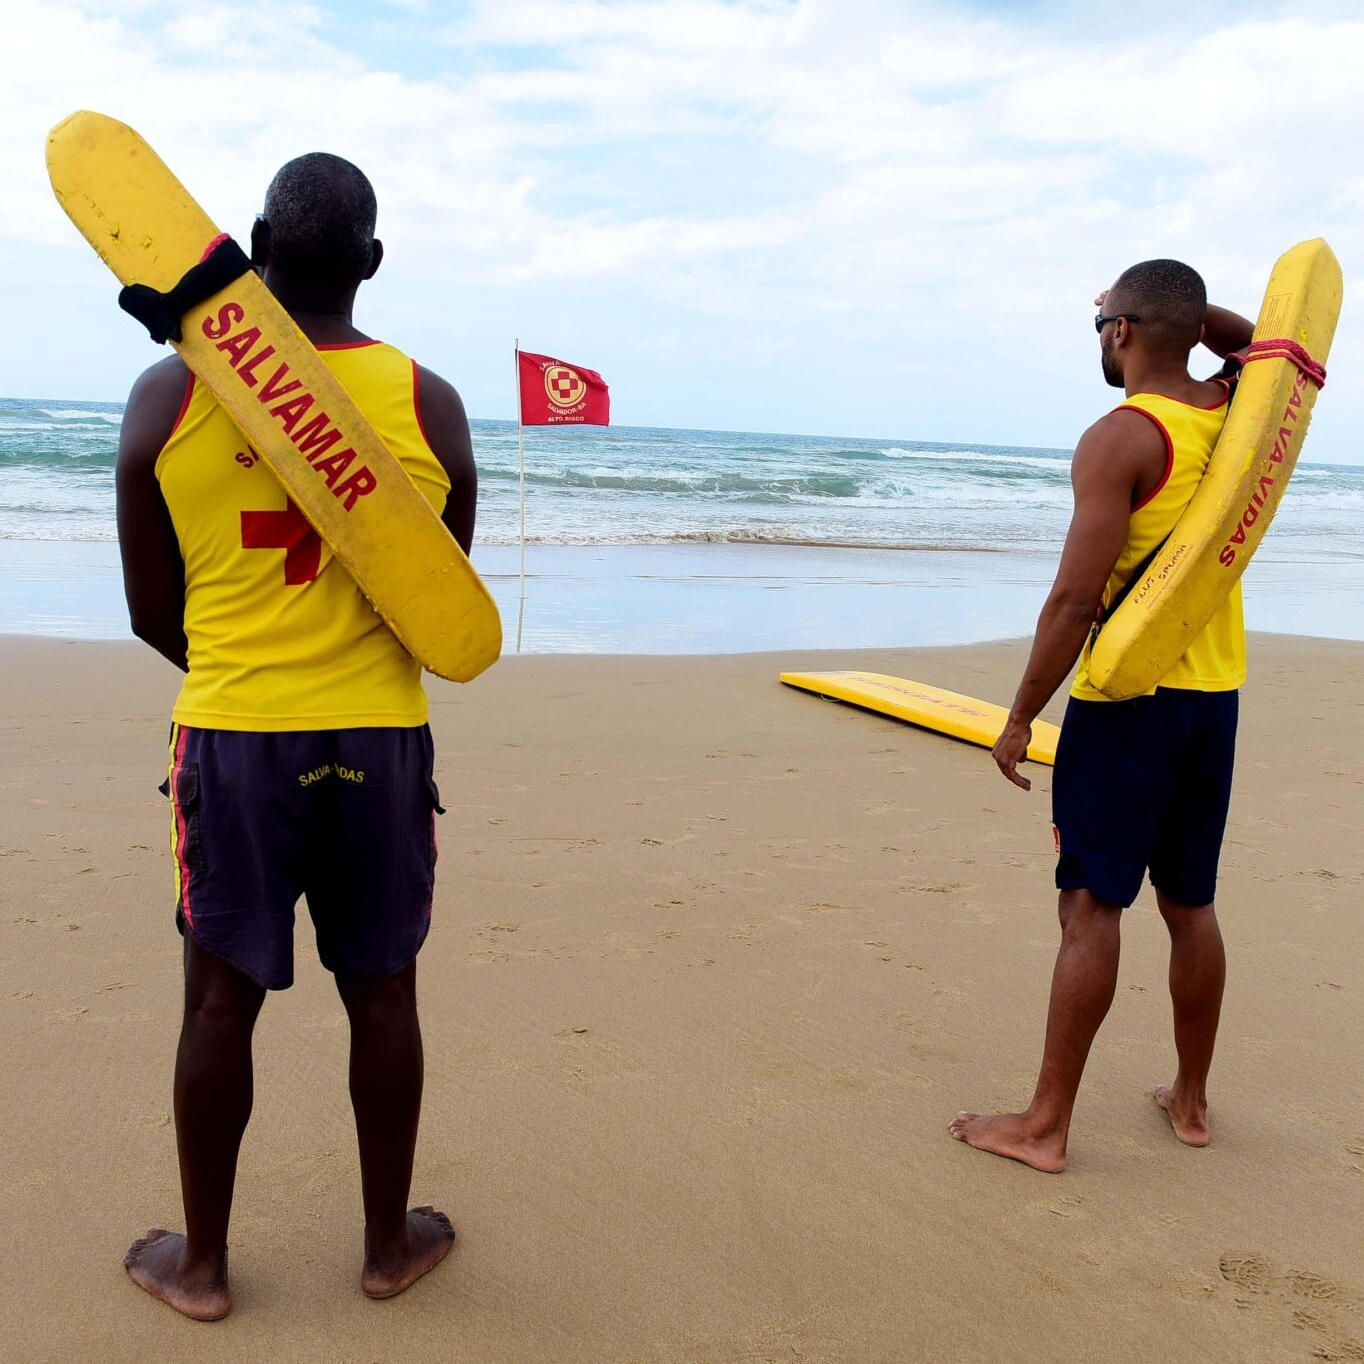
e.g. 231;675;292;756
0;0;1359;454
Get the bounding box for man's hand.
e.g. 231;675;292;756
993;718;1034;792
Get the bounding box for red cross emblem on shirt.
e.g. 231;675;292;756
240;499;321;585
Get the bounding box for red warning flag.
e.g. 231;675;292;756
517;350;610;426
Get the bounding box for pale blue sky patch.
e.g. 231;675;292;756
0;0;1359;462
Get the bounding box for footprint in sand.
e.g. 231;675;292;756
1286;1269;1349;1305
1218;1253;1364;1359
1220;1253;1282;1296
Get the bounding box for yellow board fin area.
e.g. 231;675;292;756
1089;238;1342;700
46;110;501;684
780;671;1059;766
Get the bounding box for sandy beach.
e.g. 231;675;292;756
2;632;1362;1362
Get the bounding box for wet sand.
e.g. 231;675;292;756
6;538;1364;654
1;633;1361;1361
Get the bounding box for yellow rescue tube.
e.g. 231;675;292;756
780;671;1060;765
46;110;502;683
1089;239;1342;700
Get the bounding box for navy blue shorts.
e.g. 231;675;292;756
163;724;443;990
1052;689;1238;909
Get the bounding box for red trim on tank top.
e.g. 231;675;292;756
168;372;195;437
315;339;381;351
1197;378;1231;411
1116;404;1175;511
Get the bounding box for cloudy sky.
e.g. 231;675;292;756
2;0;1360;459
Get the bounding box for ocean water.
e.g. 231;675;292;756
2;396;1362;651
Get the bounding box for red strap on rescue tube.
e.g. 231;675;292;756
1243;338;1327;388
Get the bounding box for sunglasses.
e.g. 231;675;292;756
1095;312;1140;334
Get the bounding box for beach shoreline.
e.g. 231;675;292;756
4;537;1364;653
3;633;1362;1361
6;397;1363;656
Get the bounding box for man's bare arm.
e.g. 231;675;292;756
415;365;477;556
1202;304;1255;359
992;410;1165;790
116;357;191;671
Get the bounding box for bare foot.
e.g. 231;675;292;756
124;1229;231;1321
1155;1085;1210;1147
362;1206;456;1300
948;1112;1068;1173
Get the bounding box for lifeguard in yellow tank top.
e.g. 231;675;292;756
157;341;451;731
1071;386;1247;701
107;149;468;1314
950;258;1263;1176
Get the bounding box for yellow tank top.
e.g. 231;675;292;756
157;341;451;731
1071;387;1246;701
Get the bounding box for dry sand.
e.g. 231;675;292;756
2;633;1362;1362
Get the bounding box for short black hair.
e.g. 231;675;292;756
1109;259;1207;353
262;153;377;284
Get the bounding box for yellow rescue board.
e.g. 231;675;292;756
1089;238;1342;700
46;110;501;683
780;671;1059;766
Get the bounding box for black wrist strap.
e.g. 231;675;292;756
118;237;254;345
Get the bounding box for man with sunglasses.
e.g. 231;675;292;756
950;259;1254;1172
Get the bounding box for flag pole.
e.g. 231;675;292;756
515;338;526;653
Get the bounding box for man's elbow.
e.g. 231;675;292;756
1047;588;1103;627
129;616;172;662
128;609;157;645
128;607;183;659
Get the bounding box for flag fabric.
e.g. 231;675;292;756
517;350;610;426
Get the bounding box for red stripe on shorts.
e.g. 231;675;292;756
171;726;195;929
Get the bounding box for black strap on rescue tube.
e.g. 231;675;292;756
118;237;254;345
1089;539;1166;648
